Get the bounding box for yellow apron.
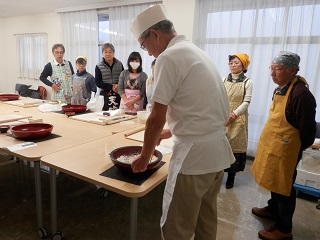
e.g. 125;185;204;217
224;79;248;153
251;77;301;196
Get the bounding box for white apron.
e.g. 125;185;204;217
160;142;194;239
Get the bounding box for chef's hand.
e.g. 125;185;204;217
125;100;134;110
131;154;149;173
52;84;60;93
225;112;237;127
157;129;172;146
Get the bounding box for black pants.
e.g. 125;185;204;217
266;150;302;233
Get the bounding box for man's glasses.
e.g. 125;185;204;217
140;31;150;51
269;67;286;73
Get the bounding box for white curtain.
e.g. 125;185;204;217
109;2;161;76
60;10;99;74
193;0;320;156
16;33;47;80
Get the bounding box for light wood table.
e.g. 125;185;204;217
0;103;114;238
41;131;170;240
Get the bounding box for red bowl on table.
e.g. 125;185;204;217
0;93;20;101
109;146;162;172
62;105;87;113
11;123;53;139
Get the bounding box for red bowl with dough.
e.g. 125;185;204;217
11;123;53;139
109;146;162;172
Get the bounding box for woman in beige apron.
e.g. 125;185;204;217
118;52;147;114
224;53;253;189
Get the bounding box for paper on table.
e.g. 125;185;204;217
6;142;37;152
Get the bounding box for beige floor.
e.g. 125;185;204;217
0;154;319;240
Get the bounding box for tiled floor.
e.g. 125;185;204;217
0;154;319;240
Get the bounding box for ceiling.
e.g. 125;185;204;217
0;0;119;18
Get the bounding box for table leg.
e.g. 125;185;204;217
34;161;44;228
130;198;138;240
50;168;58;233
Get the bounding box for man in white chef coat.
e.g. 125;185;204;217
131;4;235;240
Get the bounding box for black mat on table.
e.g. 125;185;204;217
53;110;92;115
99;161;166;186
7;133;62;143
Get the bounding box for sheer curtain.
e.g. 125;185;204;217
194;0;320;156
109;2;161;76
16;33;47;80
60;10;99;74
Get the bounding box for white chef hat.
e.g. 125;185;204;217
131;4;170;40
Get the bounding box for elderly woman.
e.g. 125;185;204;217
39;43;74;103
118;52;147;114
95;43;124;110
224;53;253;189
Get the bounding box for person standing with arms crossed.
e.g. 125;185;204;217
251;51;316;240
39;44;74;103
130;4;234;240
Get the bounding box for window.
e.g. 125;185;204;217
16;33;47;80
98;13;110;61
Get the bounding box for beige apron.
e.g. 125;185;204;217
251;77;301;196
160;142;194;239
224;79;248;153
119;89;143;114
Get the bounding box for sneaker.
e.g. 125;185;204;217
258;226;292;240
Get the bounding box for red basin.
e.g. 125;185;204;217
62;105;87;113
0;94;20;101
11;123;53;139
109;146;162;172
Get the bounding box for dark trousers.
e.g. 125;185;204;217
266;150;302;233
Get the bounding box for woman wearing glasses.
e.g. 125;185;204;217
223;53;253;189
39;43;74;103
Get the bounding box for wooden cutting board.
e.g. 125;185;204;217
0;114;32;124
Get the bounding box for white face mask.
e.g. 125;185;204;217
129;61;140;70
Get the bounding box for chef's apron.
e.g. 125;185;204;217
50;61;72;103
119;89;143;114
224;79;248;153
160;142;194;239
251;77;301;196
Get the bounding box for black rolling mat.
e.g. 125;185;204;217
99;161;166;186
7;133;62;143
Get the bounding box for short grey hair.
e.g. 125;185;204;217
102;43;115;53
52;44;65;53
140;20;176;38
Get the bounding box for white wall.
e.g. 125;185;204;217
0;2;196;95
163;0;196;40
2;12;61;94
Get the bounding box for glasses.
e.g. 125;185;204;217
269;67;286;72
54;51;64;55
140;31;150;51
228;61;241;66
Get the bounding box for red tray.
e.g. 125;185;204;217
11;123;53;139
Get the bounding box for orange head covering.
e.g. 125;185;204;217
232;53;250;70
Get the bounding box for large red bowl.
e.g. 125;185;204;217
0;93;20;101
62;105;87;113
109;146;162;172
11;123;53;139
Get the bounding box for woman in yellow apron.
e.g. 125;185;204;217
251;51;316;240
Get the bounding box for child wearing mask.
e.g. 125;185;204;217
118;52;147;114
